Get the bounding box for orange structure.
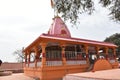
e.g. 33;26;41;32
23;16;118;80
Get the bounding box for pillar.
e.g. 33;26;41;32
84;44;89;64
96;46;100;54
96;46;100;58
34;46;39;68
27;51;30;67
61;44;66;66
24;52;27;67
105;47;108;60
113;48;116;60
41;43;46;68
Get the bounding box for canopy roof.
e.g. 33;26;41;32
24;33;117;51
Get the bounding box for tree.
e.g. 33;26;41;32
13;49;24;62
51;0;120;24
13;49;35;62
104;33;120;56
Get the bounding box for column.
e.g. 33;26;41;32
113;48;116;60
105;47;109;60
96;46;100;58
96;46;100;54
27;51;30;67
61;44;66;66
34;46;39;68
41;43;46;68
24;52;27;67
84;44;89;64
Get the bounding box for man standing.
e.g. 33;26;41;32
0;59;2;66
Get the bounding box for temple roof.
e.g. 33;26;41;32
40;34;117;47
48;16;71;38
24;33;117;51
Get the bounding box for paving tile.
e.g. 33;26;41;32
0;73;35;80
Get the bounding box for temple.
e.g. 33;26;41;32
23;16;118;80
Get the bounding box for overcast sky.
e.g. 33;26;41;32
0;0;120;62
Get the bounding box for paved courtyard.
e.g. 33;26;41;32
63;69;120;80
0;73;35;80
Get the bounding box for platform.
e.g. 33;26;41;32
63;69;120;80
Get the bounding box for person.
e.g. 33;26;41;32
0;59;2;66
89;53;97;64
118;57;120;62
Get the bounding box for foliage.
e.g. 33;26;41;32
52;0;120;24
104;33;120;55
13;49;24;62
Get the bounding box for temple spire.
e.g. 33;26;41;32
48;16;71;38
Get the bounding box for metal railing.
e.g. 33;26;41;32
46;61;62;66
37;62;42;67
29;63;35;67
66;60;87;65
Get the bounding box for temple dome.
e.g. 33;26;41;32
48;16;71;38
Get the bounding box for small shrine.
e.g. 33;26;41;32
23;16;118;80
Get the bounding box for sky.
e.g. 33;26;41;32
0;0;120;62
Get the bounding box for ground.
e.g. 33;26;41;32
63;69;120;80
0;73;35;80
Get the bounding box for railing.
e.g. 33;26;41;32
109;59;115;63
46;51;62;60
108;56;116;63
46;61;62;66
37;61;42;67
25;63;28;67
29;62;35;67
66;60;87;65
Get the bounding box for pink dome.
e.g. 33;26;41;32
48;16;71;38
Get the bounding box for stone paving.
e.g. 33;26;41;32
0;73;35;80
63;69;120;80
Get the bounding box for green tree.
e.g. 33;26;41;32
51;0;120;24
104;33;120;56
